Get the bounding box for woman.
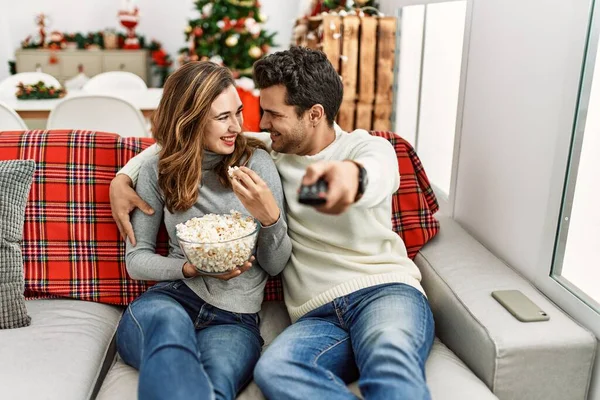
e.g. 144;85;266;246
116;61;292;400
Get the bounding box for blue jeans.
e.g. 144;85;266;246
254;283;434;400
116;280;263;400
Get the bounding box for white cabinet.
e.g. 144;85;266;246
15;50;149;84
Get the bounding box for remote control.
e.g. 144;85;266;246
298;178;328;206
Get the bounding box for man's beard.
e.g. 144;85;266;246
272;124;305;154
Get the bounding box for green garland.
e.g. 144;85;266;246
16;81;66;100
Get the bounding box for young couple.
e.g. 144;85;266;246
111;47;434;400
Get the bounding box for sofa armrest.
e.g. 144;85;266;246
415;216;596;400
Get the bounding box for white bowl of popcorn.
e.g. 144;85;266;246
176;211;260;276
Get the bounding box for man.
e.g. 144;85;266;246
111;47;434;400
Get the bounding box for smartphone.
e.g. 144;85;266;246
491;290;550;322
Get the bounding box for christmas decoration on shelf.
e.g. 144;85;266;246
36;13;48;48
179;0;276;78
17;8;172;87
21;13;50;49
118;0;141;49
148;39;173;87
15;81;66;100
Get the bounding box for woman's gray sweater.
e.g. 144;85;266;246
126;149;292;313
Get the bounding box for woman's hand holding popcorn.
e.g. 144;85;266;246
229;166;280;227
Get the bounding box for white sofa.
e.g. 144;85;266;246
1;216;595;400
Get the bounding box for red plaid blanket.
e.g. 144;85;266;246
0;130;438;305
371;131;440;258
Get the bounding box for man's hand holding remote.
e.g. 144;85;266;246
299;160;361;215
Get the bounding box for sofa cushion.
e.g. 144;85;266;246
0;159;35;329
0;131;155;305
97;302;496;400
0;298;122;400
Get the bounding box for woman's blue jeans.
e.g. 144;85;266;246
116;280;263;400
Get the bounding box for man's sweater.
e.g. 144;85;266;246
126;149;291;314
120;126;424;321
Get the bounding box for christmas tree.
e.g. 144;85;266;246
180;0;277;77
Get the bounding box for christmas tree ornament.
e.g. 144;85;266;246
194;27;203;36
185;25;192;33
210;55;224;65
226;35;239;47
202;3;213;16
248;46;262;58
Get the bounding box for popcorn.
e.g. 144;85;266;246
176;211;258;274
228;165;240;178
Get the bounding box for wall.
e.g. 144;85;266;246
453;0;590;286
0;0;296;81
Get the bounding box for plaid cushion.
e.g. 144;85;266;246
0;131;155;305
0;130;437;305
371;131;440;258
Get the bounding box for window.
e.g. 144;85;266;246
392;0;469;202
552;2;600;310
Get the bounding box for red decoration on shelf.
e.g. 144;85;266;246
118;1;140;49
48;52;59;65
35;13;48;48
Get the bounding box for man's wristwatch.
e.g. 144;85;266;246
354;163;368;202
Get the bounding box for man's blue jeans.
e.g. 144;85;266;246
116;280;263;400
254;283;435;400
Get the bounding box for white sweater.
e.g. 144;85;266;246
119;125;424;322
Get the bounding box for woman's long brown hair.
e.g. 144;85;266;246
151;61;265;213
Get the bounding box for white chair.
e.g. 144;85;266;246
83;72;148;93
46;94;149;137
0;101;28;130
0;72;61;96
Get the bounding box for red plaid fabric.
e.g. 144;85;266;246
371;131;440;258
0;130;437;305
0;130;156;304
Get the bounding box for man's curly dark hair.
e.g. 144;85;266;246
253;46;343;127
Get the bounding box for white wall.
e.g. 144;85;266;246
0;0;296;81
454;0;589;301
0;0;13;80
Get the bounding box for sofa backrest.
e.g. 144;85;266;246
0;130;438;305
